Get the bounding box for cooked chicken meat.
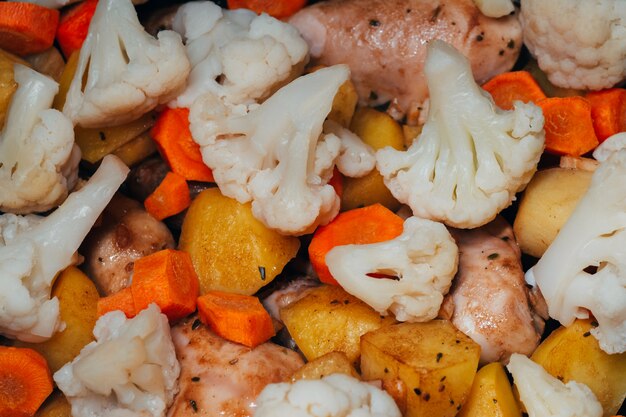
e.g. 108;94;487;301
80;194;175;295
289;0;521;122
439;217;548;364
167;317;304;417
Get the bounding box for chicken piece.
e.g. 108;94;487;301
167;317;305;417
261;276;320;323
439;217;547;364
80;194;175;295
289;0;521;123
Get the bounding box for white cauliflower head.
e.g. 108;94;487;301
376;40;545;229
506;353;603;417
473;0;514;18
54;304;180;417
255;373;401;417
0;155;129;342
593;132;626;162
526;149;626;354
190;65;374;235
325;216;458;322
521;0;626;90
170;1;308;110
62;0;190;128
0;64;80;214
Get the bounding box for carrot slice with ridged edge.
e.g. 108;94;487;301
586;88;626;143
482;70;546;110
0;3;59;56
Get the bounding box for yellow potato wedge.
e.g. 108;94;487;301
35;390;71;417
291;351;359;382
360;320;481;417
342;108;404;211
514;167;593;258
16;266;99;373
531;320;626;416
280;285;395;364
179;188;300;295
457;362;521;417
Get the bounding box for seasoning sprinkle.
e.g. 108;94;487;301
487;253;499;260
258;266;266;281
191;376;200;382
229;358;239;365
583;331;591;337
413;388;421;396
423;393;431;401
190;400;198;413
369;19;380;27
436;352;443;362
98;131;106;141
493;398;498;404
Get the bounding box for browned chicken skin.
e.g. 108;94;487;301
167;317;304;417
289;0;521;122
439;217;547;364
80;194;175;295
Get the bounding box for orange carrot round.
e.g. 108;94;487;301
197;290;275;348
56;0;98;59
482;71;547;110
144;171;191;221
586;88;626;143
538;96;599;156
151;108;214;183
308;204;404;286
0;3;59;56
0;346;53;417
227;0;307;19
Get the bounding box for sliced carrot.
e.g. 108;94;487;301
482;71;547;110
308;204;404;286
586;88;626;143
538;96;599;156
131;249;200;322
96;287;136;318
0;346;53;417
328;167;343;198
0;3;59;56
144;171;191;221
151;108;214;183
56;0;98;59
197;291;275;348
227;0;307;19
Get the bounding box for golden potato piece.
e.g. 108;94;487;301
342;108;405;211
514;168;593;258
179;188;300;295
361;321;481;417
16;267;99;373
291;351;359;382
328;79;358;127
531;320;626;416
457;362;521;417
112;131;157;167
35;390;71;417
280;285;395;364
0;49;26;129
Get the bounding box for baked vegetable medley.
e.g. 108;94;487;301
0;0;624;416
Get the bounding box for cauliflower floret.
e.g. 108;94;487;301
0;64;80;214
0;155;128;342
473;0;514;18
62;0;190;128
376;40;545;229
54;304;180;417
325;216;458;322
170;1;308;110
521;0;626;90
506;353;603;417
190;65;374;235
255;373;401;417
526;149;626;354
593;132;626;162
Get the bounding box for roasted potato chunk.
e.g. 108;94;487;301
179;188;300;295
35;390;71;417
328;79;359;127
457;362;521;417
514;167;592;258
531;320;626;416
342;108;404;211
280;285;395;364
291;351;359;381
16;267;99;373
360;321;481;417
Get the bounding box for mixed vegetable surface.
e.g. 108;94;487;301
0;0;625;416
